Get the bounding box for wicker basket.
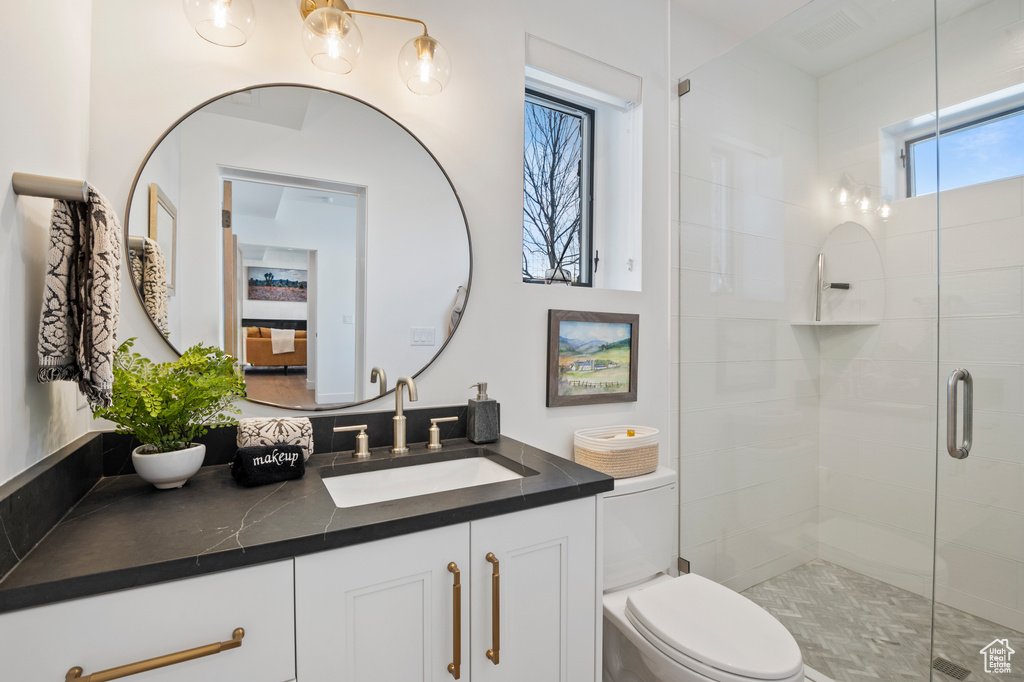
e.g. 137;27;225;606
573;426;659;479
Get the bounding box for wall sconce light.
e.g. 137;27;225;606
855;186;877;214
299;0;451;95
182;0;256;47
831;173;855;207
877;202;892;221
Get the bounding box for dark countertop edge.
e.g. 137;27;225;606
0;438;612;615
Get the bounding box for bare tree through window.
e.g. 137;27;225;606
523;91;593;284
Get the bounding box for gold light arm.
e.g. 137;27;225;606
66;628;244;682
300;0;428;35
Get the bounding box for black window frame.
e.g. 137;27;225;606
522;88;596;286
904;103;1024;197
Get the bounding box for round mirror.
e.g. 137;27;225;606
125;85;471;410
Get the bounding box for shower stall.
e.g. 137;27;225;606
674;1;1023;680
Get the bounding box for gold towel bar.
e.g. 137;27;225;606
65;627;244;682
12;172;88;203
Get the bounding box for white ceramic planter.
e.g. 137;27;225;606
131;443;206;489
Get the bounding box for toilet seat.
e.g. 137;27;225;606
623;574;803;682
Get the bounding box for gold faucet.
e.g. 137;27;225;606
392;377;418;454
371;366;388;396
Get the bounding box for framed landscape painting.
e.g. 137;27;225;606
547;309;639;407
247;267;308;302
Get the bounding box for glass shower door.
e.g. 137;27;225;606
932;1;1024;679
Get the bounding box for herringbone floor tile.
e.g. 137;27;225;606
741;560;1023;682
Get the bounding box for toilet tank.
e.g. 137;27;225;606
603;466;677;591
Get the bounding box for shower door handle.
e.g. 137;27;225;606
946;368;973;460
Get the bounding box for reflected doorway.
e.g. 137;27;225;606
223;171;366;409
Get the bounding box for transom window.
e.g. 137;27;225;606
522;90;594;285
906;104;1024;196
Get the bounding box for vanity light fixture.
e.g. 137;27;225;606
831;172;855;207
300;0;451;95
855;186;876;214
182;0;256;47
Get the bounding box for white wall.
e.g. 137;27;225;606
817;0;1024;631
79;0;672;463
674;41;823;592
0;2;95;484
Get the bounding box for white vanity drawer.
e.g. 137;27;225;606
0;560;295;682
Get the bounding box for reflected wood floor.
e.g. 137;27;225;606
243;367;317;409
742;560;1023;682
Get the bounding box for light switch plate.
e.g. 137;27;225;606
410;327;436;346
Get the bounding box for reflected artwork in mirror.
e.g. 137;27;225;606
125;85;471;411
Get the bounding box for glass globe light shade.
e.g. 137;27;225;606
398;35;451;96
855;187;877;214
302;7;362;74
182;0;255;47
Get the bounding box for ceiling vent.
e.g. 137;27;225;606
791;9;864;52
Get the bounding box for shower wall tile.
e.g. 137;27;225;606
679;539;717;581
1018;561;1024;612
934;582;1024;634
940;316;1024;364
679;470;817;549
938;176;1022;228
937;268;1023;318
938;497;1024;562
720;546;817;594
938;454;1022;513
678;397;818;457
820;435;934;492
935;540;1020;608
679;360;818;410
941;217;1024;273
678;39;822;591
716;508;817;580
678;436;817;503
857;521;933;579
820;470;935;536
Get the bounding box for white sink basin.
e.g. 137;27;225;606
322;457;523;508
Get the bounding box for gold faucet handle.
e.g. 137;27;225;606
427;416;460;450
333;424;370;457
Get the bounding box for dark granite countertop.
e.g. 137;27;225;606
0;436;612;615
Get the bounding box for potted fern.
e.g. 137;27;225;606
93;338;246;489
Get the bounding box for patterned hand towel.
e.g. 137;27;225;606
37;185;121;407
141;237;169;335
237;417;314;461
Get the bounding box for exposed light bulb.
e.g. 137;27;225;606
418;58;431;84
878;202;892;220
214;0;228;28
837;187;850;206
327;35;341;60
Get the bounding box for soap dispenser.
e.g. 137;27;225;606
467;382;499;444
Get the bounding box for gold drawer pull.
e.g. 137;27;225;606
486;552;500;665
66;628;245;682
447;562;462;679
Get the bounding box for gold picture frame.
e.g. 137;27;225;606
148;182;177;293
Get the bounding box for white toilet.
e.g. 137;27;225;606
602;467;804;682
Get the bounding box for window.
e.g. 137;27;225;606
904;104;1024;196
522;90;594;285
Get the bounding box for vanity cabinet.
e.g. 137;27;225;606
0;560;296;682
295;497;599;682
469;498;597;682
